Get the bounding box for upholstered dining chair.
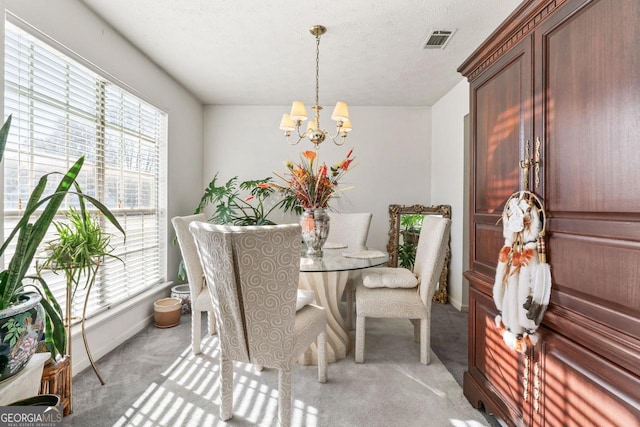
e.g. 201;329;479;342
171;214;217;355
355;216;451;365
189;222;327;427
326;212;373;329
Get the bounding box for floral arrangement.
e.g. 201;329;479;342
272;149;354;210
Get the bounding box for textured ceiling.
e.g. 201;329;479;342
80;0;521;106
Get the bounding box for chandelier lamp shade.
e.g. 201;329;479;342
279;25;352;149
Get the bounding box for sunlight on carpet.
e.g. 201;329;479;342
108;316;490;427
113;337;318;427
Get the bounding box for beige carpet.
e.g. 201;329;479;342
106;317;488;427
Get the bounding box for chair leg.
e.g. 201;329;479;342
255;365;264;372
220;356;233;420
278;369;292;427
317;330;327;383
207;310;216;335
412;319;420;343
346;281;354;330
420;317;430;365
192;310;202;355
355;314;365;363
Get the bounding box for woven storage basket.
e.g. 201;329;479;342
39;356;71;416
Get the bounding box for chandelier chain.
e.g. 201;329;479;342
315;33;320;115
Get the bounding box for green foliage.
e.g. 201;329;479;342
194;173;288;226
398;214;424;269
0;114;124;359
2;315;29;346
39;207;122;300
401;214;424;231
398;240;417;269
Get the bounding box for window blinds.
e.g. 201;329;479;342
3;20;168;319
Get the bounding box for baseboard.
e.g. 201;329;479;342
448;296;469;312
69;283;173;375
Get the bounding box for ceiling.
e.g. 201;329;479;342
80;0;521;107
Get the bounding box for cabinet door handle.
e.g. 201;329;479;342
534;137;542;188
520;140;531;191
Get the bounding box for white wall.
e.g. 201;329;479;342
203;105;431;250
431;79;470;311
3;0;204;373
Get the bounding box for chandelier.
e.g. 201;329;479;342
279;25;352;149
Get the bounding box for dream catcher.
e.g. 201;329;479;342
493;191;552;353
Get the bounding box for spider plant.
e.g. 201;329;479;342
39;207;121;300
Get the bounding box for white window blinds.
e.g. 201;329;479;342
3;20;168;319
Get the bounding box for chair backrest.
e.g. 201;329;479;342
171;213;208;299
189;222;302;369
326;212;373;250
413;216;451;305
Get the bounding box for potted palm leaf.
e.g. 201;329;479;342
0;115;124;389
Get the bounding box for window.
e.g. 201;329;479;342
3;19;168;319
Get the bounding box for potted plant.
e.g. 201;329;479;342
38;206;123;385
0;115;123;383
177;173;289;280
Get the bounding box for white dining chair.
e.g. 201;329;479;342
355;216;451;365
189;222;327;427
171;214;217;355
326;212;372;329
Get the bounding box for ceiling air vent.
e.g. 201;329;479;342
422;29;456;49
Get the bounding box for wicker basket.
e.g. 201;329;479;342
40;356;71;416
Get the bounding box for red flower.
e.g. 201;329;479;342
341;158;353;170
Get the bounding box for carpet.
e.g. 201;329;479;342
71;316;488;427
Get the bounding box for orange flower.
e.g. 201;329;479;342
341;158;353;170
245;195;254;201
302;151;316;162
258;183;270;189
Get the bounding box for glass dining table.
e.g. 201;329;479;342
298;248;388;365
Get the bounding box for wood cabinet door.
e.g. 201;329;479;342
534;0;640;375
470;35;533;281
465;287;532;426
534;329;640;427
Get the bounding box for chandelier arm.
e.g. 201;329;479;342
325;130;347;146
295;123;310;140
286;134;305;146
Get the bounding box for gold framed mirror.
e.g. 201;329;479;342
386;204;452;303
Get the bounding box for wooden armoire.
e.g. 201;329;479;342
458;0;640;426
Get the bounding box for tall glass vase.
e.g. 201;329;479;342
300;207;330;257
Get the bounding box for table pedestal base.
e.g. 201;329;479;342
298;270;350;365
